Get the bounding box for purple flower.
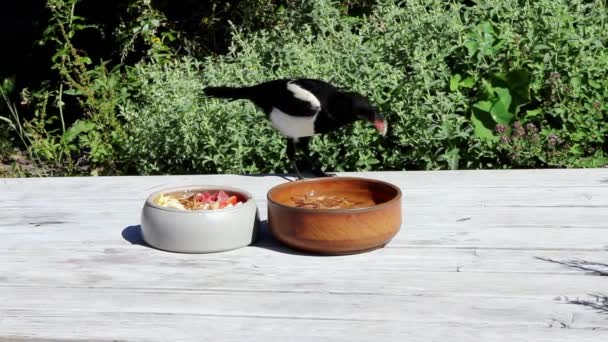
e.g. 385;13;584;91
526;123;538;134
548;134;559;146
593;101;602;110
495;124;507;133
500;135;510;144
512;121;525;138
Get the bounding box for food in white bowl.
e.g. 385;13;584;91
155;190;244;211
141;186;259;253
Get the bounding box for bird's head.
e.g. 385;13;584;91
350;94;388;136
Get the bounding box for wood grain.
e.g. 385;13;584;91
1;169;607;341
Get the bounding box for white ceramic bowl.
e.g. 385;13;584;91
140;185;259;253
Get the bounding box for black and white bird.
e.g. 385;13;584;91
203;78;387;179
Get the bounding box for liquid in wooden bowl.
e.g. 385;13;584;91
287;191;376;209
267;177;402;255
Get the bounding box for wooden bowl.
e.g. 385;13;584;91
267;177;402;255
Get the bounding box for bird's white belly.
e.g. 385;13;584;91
269;108;317;139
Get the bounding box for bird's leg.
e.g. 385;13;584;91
287;139;305;180
297;137;333;178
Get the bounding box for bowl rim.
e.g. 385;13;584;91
266;176;402;213
145;184;256;213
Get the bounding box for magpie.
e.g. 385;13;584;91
203;78;387;179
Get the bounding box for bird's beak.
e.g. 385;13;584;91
373;118;387;137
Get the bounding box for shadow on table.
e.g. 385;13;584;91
536;256;608;316
122;225;148;247
569;294;608;316
535;257;608;276
120;220;326;256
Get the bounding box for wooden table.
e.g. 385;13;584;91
1;170;607;341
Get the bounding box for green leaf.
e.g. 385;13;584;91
488;40;505;56
78;56;92;65
481;79;494;98
62;120;97;143
450;74;461;92
525;108;542;117
1;77;15;94
570;76;581;88
491;68;531;114
444;147;460;170
51;46;69;63
490;87;513;124
589;79;601;89
473;100;492;112
480;21;496;35
464;40;479;56
460;77;476;88
493;72;507;82
535;44;550;51
63;88;82;96
471;110;498;142
0;116;15;127
367;157;380;165
569;144;584;156
162;32;176;41
450;74;476;92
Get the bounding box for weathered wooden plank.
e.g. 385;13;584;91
2;310;607;342
2;169;607;190
0;246;606;295
2;222;607;251
4;204;608;230
3;176;608;209
3;192;608;219
1;237;606;273
2;287;607;328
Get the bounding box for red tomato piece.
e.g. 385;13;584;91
194;192;205;202
217;191;229;202
195;191;216;204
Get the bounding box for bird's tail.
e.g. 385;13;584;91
203;86;254;100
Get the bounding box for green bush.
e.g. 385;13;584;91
119;0;607;175
119;59;287;175
3;0;607;176
455;0;608;168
